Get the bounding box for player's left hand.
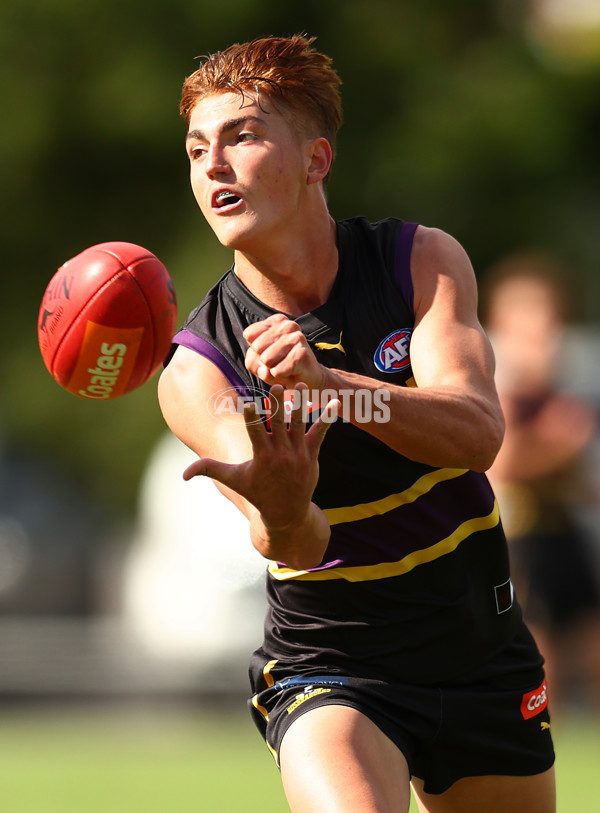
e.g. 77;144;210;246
243;313;326;391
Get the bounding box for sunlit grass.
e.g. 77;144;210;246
0;704;597;812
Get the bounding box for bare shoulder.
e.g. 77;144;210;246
410;225;479;317
158;345;218;417
408;225;496;389
158;345;249;462
411;225;474;270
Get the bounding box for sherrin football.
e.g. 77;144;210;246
38;242;178;400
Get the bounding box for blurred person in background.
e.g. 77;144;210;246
484;253;600;717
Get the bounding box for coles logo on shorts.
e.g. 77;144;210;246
520;681;548;720
374;329;412;373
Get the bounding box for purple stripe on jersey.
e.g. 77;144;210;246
170;329;250;394
311;470;497;571
396;221;418;317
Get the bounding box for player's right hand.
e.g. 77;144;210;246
182;383;339;567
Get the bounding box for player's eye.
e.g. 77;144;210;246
188;144;206;160
237;132;257;144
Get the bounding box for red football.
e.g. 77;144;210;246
38;242;178;400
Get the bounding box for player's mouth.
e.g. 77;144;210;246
212;189;243;212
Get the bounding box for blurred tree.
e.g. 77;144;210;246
1;0;598;517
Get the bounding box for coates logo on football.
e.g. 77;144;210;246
374;329;412;373
521;681;548;720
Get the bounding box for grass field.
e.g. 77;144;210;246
0;703;597;811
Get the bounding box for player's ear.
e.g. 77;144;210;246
306;137;332;185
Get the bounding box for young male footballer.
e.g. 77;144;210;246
158;34;556;813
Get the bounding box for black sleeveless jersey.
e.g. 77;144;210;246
168;216;522;684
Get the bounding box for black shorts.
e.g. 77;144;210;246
248;624;555;795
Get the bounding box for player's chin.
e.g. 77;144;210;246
213;221;264;253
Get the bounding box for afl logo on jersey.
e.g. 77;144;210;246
374;329;412;373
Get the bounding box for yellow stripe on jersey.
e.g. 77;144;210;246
323;467;468;526
250;659;279;721
266;739;280;766
251;693;270;721
269;500;500;582
263;658;278;688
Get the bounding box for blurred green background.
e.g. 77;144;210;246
1;1;600;810
3;0;600;515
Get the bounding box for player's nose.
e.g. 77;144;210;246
205;143;231;177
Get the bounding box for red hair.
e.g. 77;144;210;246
180;35;343;164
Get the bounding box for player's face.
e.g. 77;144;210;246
186;92;312;251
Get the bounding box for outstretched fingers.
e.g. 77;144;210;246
182;455;241;486
182;386;339;496
288;383;309;442
266;384;288;441
307;395;340;452
241;394;271;450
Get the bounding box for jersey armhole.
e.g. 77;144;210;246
165;328;250;394
395;221;418;319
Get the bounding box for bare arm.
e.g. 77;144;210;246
158;349;337;570
244;226;505;472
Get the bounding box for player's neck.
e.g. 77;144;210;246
233;215;338;316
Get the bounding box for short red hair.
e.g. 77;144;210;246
180;35;343;164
